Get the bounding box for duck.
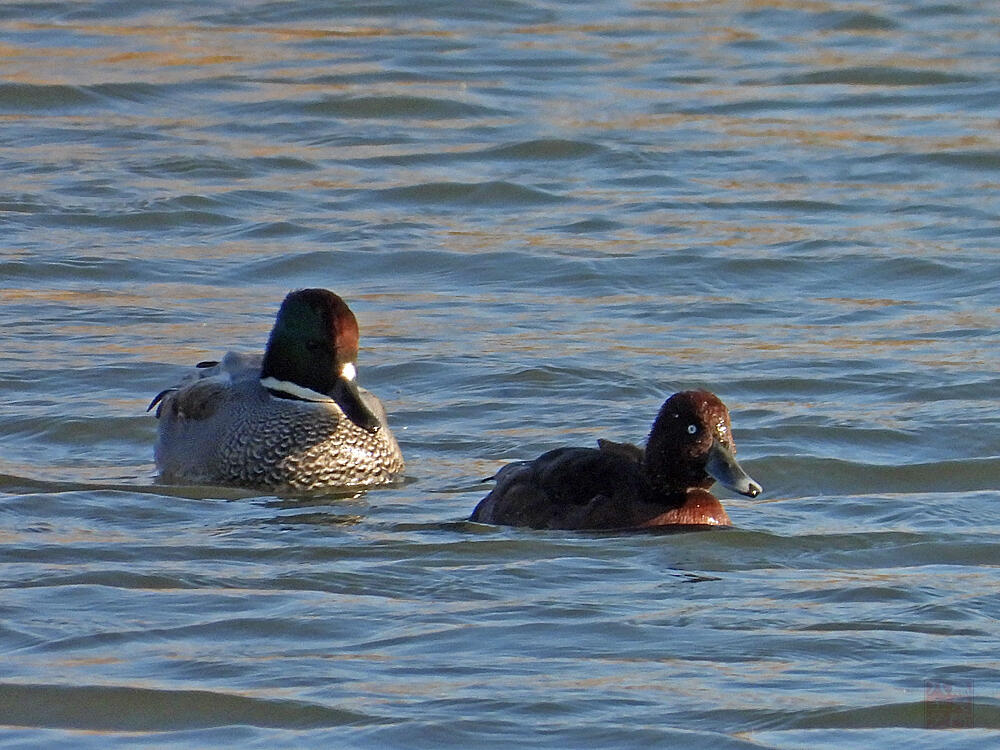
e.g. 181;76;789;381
470;390;761;530
148;289;404;491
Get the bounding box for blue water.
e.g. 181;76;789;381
2;1;999;747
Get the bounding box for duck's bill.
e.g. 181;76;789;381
706;440;762;498
332;378;381;433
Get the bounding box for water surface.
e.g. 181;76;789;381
1;1;998;747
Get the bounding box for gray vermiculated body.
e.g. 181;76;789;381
154;353;404;491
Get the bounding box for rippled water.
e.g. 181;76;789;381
2;1;999;747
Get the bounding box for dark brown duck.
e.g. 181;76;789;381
470;390;761;530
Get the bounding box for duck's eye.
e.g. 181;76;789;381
687;424;698;434
305;339;324;352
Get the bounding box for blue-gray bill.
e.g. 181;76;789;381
706;439;762;497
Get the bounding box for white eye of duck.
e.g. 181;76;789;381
687;424;698;434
